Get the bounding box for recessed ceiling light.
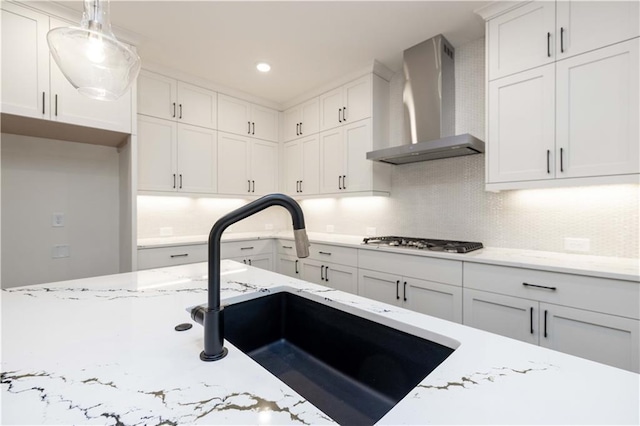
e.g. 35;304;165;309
256;62;271;73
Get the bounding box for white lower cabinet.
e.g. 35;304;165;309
300;259;358;294
463;263;640;372
137;244;207;270
227;254;273;271
276;254;301;278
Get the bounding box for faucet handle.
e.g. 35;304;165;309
294;229;310;258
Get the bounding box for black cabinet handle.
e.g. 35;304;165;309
544;310;548;338
170;253;188;258
530;307;534;334
560;27;565;53
42;92;45;114
252;180;255;193
296;123;300;136
560;148;564;172
243;259;247;264
248;259;252;266
179;174;183;189
248;121;251;134
547;150;551;174
240;246;254;251
300;180;303;193
299;122;303;135
342;107;347;122
252;122;255;135
319;251;332;256
173;174;176;189
547;32;551;57
55;94;58;116
296;180;299;193
172;102;176;118
179;104;182;119
325;266;329;282
295;259;299;274
523;282;557;291
321;265;325;281
248;180;251;192
403;281;407;302
338;176;343;190
282;245;292;249
396;280;400;300
342;175;347;190
338;108;342;123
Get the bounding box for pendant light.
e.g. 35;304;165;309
47;0;140;101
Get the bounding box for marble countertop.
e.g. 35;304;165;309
138;231;639;282
2;261;638;425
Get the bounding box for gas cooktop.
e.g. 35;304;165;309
362;236;483;254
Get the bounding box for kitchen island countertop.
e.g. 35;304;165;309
2;261;638;425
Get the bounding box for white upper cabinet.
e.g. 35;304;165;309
176;124;218;193
320;75;372;131
1;3;49;119
1;4;131;133
283;98;319;142
556;1;640;60
488;1;556;80
283;134;320;195
250;140;278;195
218;94;278;142
138;70;216;130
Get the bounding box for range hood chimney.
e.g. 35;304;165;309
367;35;484;165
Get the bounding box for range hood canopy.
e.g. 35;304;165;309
367;34;484;165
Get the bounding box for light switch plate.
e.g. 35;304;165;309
52;244;70;258
52;213;64;227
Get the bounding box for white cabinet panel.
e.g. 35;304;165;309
218;94;251;135
405;278;462;323
284;107;301;142
319;87;343;131
217;132;250;195
250;140;278;195
251;104;278;142
284;98;319;142
488;1;556;80
301;135;320;195
556;39;639;178
319;127;344;193
0;3;49;119
344;119;372;192
137;116;177;191
488;64;556;183
283;141;302;194
343;75;371;124
137;244;207;270
177;81;217;129
323;263;358;294
277;254;301;278
176;125;217;193
358;269;402;306
138;70;177;121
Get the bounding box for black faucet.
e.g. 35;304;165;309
192;193;310;361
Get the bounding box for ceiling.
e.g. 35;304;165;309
54;1;489;106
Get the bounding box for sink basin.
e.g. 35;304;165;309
223;292;455;425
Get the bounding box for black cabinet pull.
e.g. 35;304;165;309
321;265;325;281
296;180;299;193
403;281;407;302
560;148;564;172
560;27;565;53
282;245;292;249
300;180;303;193
338;108;342;123
252;122;255;135
342;107;347;122
325;266;329;282
319;251;332;256
396;280;400;300
243;259;247;264
299;122;303;135
179;104;182;119
173;174;176;189
547;32;551;57
547;150;551;174
296;123;300;136
342;175;347;190
170;253;188;258
530;307;534;334
248;180;251;192
252;180;255;193
55;94;58;116
179;174;183;189
248;121;251;134
544;310;548;338
240;246;254;251
42;92;45;114
172;102;176;118
248;259;252;266
295;259;299;274
522;282;557;291
338;176;342;190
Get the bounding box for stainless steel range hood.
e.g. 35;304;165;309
367;35;484;165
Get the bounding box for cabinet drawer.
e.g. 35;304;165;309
309;243;357;267
277;239;297;255
220;239;272;259
463;263;640;320
138;244;207;270
358;250;462;286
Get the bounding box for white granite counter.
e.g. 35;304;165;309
2;261;639;425
138;232;639;282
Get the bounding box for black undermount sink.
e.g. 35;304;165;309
224;292;455;425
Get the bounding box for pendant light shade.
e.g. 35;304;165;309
47;0;140;101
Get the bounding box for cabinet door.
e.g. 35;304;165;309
358;269;402;307
300;98;320;135
300;134;320;195
556;1;639;60
323;263;358;294
405;279;462;323
344;119;372;192
177;81;217;129
277;254;301;278
283;141;302;195
488;1;556;80
246;254;273;271
177;124;217;194
319;87;343;131
556;39;639;178
218;94;250;136
49;19;132;133
251;104;279;142
300;259;324;285
343;75;371;124
250;140;278;195
463;289;539;345
137;70;177;121
217;132;250;195
1;3;49;119
319;128;344;193
283;106;301;142
488;64;555;183
137;116;177;191
540;303;639;373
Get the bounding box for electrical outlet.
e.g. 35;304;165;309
52;245;70;259
326;225;335;233
366;227;377;236
160;227;173;237
564;237;591;252
52;213;64;227
265;223;274;230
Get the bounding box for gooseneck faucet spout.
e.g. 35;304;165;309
197;193;310;361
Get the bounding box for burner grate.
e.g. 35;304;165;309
362;236;483;253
